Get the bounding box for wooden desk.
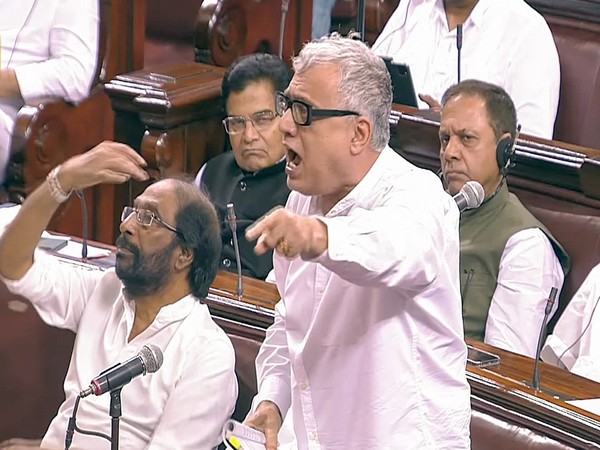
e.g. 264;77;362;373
3;258;599;446
205;272;600;448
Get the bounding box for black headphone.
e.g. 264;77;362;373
495;124;521;172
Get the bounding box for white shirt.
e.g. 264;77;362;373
2;252;237;450
485;227;564;357
252;147;471;450
373;0;560;139
0;0;99;181
542;263;600;383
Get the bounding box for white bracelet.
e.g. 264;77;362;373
46;165;72;203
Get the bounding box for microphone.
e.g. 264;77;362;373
532;287;558;391
75;190;88;261
80;344;163;397
456;23;463;83
278;0;290;58
453;180;484;212
226;203;244;299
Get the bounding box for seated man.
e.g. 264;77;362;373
439;79;570;357
0;0;99;183
245;34;471;450
0;142;237;449
373;0;559;139
542;264;600;383
195;53;292;280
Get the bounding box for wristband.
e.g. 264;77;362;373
46;165;72;203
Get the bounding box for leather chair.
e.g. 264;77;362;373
331;0;398;44
547;16;600;150
144;0;201;68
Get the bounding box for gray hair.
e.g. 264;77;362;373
292;34;392;151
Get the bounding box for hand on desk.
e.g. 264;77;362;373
245;400;283;450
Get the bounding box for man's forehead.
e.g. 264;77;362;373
287;66;340;104
442;95;489;123
136;180;177;207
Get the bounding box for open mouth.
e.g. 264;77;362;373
286;148;301;171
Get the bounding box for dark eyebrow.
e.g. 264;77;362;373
283;89;312;105
134;199;161;213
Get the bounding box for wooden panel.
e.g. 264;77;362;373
194;0;312;68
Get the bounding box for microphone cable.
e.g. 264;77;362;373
555;294;600;370
64;394;111;450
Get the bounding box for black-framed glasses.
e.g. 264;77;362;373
121;206;182;237
222;110;277;134
275;91;359;126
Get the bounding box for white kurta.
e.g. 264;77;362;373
542;263;600;383
252;147;471;450
2;252;237;450
0;0;99;181
373;0;560;139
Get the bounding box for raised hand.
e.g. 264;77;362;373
57;141;149;192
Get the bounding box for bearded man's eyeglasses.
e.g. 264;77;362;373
121;206;183;238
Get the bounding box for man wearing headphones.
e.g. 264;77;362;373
439;79;569;357
373;0;559;139
0;0;99;184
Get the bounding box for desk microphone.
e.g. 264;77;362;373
453;180;484;213
456;23;463;83
532;286;558;391
75;190;88;261
278;0;290;58
226;203;244;300
80;344;163;397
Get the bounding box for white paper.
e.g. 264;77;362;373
56;240;111;259
566;398;600;417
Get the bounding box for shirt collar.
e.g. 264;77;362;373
310;146;393;217
122;292;198;324
433;0;488;32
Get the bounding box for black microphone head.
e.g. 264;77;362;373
461;181;485;209
140;344;163;374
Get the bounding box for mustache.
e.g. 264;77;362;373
115;235;140;255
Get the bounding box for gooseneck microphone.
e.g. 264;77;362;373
453;180;484;213
278;0;290;58
456;23;463;83
532;287;558;391
80;344;163;398
226;203;244;300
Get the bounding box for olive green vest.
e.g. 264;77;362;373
460;183;570;341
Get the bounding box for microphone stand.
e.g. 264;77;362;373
109;388;122;450
226;203;244;300
357;0;366;41
524;287;574;400
456;23;463;83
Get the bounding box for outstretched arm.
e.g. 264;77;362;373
0;141;148;280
